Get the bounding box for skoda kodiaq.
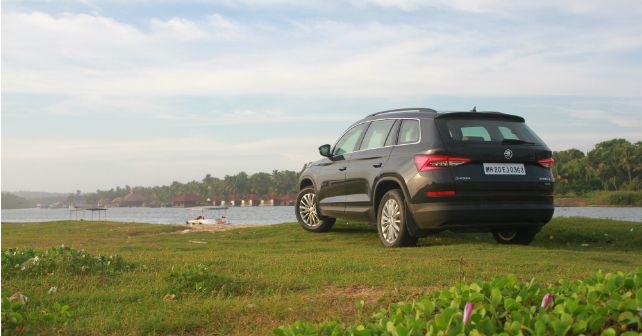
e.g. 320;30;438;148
296;108;555;247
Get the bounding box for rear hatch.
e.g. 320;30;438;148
434;112;554;198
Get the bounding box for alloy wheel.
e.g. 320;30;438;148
381;198;401;243
298;193;320;228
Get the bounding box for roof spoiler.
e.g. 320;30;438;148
435;112;525;122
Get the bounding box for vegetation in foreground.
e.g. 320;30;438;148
277;269;641;335
2;217;642;335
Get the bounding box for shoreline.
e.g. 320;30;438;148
173;223;258;233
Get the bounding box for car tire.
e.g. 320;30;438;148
295;187;335;232
492;229;538;245
377;189;418;247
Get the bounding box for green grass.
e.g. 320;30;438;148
2;218;642;335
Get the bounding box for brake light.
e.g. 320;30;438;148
538;158;554;169
426;191;456;197
415;155;471;171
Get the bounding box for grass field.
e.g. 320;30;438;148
2;217;642;335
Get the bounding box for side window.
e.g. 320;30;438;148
384;120;400;146
360;119;396;150
398;120;420;145
333;123;368;156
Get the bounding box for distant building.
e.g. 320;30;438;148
173;194;202;207
110;197;123;207
120;192;145;207
97;198;111;207
275;193;296;206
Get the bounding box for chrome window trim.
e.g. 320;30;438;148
331;117;422;156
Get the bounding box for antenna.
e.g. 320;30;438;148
470;106;477;112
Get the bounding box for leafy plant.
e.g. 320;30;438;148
165;264;248;297
1;245;133;278
1;297;72;335
275;268;642;335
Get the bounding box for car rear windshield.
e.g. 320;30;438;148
436;118;544;145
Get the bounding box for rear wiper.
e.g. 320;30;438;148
501;139;535;145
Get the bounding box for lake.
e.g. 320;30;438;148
1;206;641;224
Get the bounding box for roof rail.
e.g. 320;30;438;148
368;107;437;117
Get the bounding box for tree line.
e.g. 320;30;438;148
553;139;641;194
67;170;301;206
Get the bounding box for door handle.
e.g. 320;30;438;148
372;163;382;168
338;166;347;171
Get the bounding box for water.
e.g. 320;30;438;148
553;207;642;223
1;206;297;225
1;206;641;224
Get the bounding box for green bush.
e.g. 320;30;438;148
275;268;642;336
1;297;72;335
1;245;133;278
586;191;642;206
166;264;248;297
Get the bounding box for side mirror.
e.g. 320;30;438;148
318;144;332;157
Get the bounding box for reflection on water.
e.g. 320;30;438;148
1;206;641;224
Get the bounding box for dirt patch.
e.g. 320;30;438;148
554;197;588;207
172;224;258;234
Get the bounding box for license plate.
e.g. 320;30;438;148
483;163;526;175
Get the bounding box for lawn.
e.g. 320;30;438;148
2;217;641;335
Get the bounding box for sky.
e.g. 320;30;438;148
2;0;642;193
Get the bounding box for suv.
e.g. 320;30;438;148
296;108;555;247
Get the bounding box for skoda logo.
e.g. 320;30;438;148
504;149;513;160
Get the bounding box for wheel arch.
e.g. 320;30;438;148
372;175;411;215
372;174;421;237
299;177;315;191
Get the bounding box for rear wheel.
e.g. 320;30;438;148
377;189;417;247
295;187;335;232
492;229;538;245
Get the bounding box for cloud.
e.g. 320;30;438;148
3;10;642;98
149;17;208;40
566;109;642;128
2;3;641;191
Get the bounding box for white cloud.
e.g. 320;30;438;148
3;10;642;98
351;0;642;15
149;17;208;40
566;109;642;128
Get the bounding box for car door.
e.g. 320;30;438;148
344;119;397;220
316;123;369;218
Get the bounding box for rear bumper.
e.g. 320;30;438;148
407;200;554;233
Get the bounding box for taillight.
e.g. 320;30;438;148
538;158;554;169
415;155;471;171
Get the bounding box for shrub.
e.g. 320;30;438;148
165;264;247;297
1;297;72;335
586;191;642;206
1;245;133;278
275;268;642;335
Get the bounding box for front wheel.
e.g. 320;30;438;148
295;187;335;232
377;189;417;247
492;229;538;245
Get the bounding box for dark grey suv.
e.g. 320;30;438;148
296;108;555;247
